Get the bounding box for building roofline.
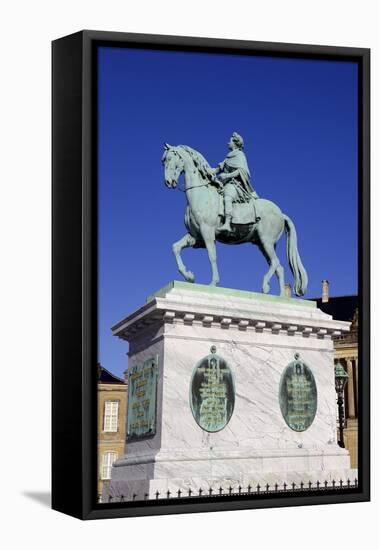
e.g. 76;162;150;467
97;364;126;384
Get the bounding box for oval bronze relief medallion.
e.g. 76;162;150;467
189;346;235;432
279;353;317;432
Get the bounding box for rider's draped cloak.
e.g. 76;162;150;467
219;149;257;201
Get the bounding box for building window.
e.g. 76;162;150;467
103;401;119;432
101;451;118;480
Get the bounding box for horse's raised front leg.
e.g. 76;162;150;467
172;233;196;283
200;224;220;286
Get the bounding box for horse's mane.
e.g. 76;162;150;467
178;145;214;182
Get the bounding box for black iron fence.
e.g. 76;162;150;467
104;478;358;503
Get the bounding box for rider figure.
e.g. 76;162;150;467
212;132;258;233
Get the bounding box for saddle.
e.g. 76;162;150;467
218;195;260;225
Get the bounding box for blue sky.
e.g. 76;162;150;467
98;46;358;377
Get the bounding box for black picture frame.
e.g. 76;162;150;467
52;30;370;520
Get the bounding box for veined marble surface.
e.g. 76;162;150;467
106;284;354;502
106;468;358;502
112;282;350;341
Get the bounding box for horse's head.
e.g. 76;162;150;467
162;143;185;188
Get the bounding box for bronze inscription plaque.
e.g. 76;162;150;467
190;346;235;432
279;353;317;432
127;356;158;440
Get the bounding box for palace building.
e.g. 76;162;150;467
97;364;128;502
314;280;358;468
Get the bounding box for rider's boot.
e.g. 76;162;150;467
219;195;233;232
219;214;232;232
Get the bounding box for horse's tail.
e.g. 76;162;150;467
283;214;308;296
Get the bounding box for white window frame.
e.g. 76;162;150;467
101;451;118;480
103;400;119;432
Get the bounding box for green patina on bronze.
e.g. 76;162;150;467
189;346;235;433
127;356;158;441
162;136;308;297
279;353;317;432
147;281;316;308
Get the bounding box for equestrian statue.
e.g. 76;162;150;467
162;132;308;297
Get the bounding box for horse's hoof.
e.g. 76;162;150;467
186;271;195;283
262;284;270;294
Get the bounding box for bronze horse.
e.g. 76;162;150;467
163;144;308;296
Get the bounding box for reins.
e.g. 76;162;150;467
170;146;220;193
176;181;211;193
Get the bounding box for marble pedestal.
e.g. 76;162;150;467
104;281;356;501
